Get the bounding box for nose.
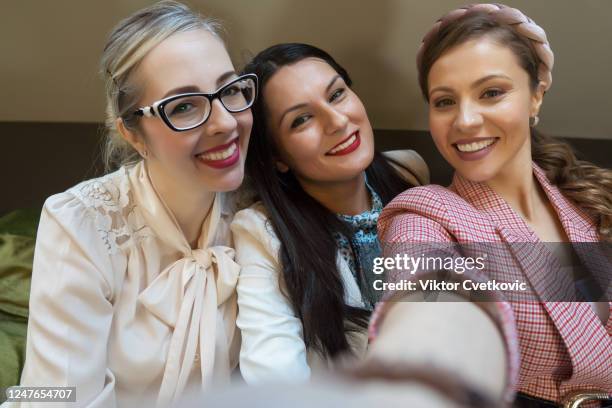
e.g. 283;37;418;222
204;99;238;136
322;104;349;135
453;101;483;133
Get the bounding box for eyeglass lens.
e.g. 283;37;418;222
163;77;256;130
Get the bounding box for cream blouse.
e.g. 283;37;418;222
231;203;368;384
14;161;240;407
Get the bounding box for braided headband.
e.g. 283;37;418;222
417;3;554;91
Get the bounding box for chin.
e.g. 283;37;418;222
344;160;372;181
356;145;375;171
454;165;499;184
204;168;245;193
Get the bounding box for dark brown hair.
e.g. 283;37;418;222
242;43;416;357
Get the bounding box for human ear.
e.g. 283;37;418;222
275;160;289;173
116;118;147;158
530;81;546;118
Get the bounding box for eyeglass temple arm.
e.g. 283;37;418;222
134;106;155;118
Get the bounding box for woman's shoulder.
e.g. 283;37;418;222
34;169;133;298
43;166;135;254
232;201;269;227
378;185;453;242
384;184;464;214
48;166;130;212
379;184;487;243
382;149;430;186
231;201;280;257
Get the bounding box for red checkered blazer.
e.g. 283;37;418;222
373;163;612;403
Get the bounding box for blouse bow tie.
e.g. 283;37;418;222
138;245;240;407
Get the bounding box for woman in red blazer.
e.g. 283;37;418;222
370;4;612;407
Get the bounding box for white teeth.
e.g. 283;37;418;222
329;134;357;154
456;139;495;153
199;141;237;161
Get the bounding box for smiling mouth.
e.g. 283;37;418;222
197;138;238;160
195;137;240;169
326;131;360;156
453;138;498;153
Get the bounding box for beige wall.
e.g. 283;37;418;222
1;0;611;139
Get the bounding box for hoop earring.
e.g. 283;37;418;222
529;115;540;127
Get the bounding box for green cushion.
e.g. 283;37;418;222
0;314;27;396
0;234;34;319
0;209;39;392
0;209;39;319
0;209;40;238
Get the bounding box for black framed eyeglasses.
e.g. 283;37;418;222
133;73;258;132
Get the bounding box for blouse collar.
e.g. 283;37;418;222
127;161;227;253
337;178;383;231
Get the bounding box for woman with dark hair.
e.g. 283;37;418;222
230;43;428;383
370;4;612;407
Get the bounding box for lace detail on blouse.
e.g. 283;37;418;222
70;168;150;254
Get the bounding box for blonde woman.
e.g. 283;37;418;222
12;1;256;407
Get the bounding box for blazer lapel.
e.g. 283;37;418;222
452;172;574;303
531;165;597;243
456;165;611;390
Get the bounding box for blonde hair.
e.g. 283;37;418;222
100;0;223;171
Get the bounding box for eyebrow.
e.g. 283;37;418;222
217;70;238;87
278;74;343;126
429;74;512;97
325;74;342;93
161;71;238;98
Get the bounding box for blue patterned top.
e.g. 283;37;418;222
334;181;383;310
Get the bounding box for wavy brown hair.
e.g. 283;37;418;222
417;12;612;242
